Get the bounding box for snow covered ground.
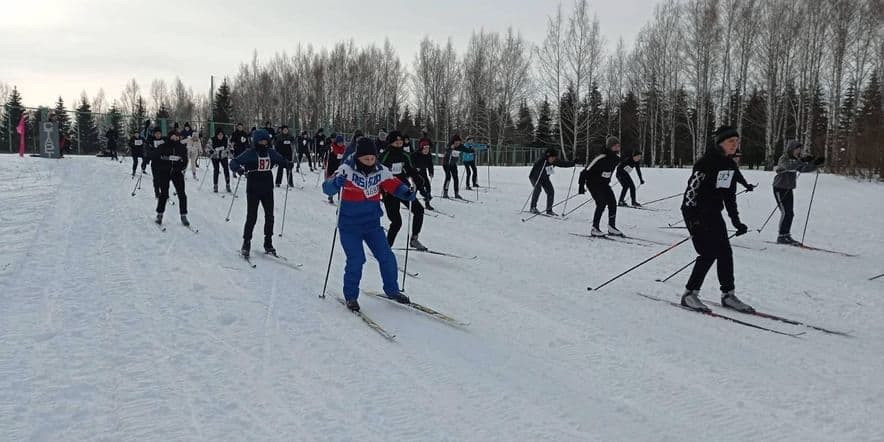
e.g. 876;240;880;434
0;153;882;441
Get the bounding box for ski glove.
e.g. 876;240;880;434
640;180;645;185
333;173;347;188
744;183;756;192
813;157;825;165
734;222;749;236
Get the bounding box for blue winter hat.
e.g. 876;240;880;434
335;135;345;144
253;129;271;145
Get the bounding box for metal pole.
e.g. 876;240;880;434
800;171;821;244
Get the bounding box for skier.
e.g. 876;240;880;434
413;140;436;211
274;125;295;188
528;148;575;216
679;126;752;313
616;150;645;207
381;131;428;251
231;123;250;158
180;122;194;142
229;129;292;257
105;128;119;160
325;134;348;204
322;137;416;311
185;130;202;179
261;121;276;140
441;135;465;199
402;134;413;153
417;130;431;152
296;130;314;172
149;130;190;226
772;140;824;245
375;129;388;155
148;127;165;198
210;129;231;193
313;128;328;170
129;130;145;176
462;137;478;190
579;136;622;236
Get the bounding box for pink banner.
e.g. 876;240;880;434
16;114;26;157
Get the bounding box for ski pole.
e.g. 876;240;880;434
520;177;544;213
131;170;143;196
198;155;211;190
800;171;820;244
562;197;593;218
521;192;583;222
869;273;884;281
319;189;344;299
401;197;414;292
641;192;682;206
278;179;291;237
560;166;578;216
225;173;242;222
587;235;693;291
655;233;739;283
756;205;778;233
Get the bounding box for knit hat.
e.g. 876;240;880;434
714;126;739;145
253;129;271;145
545;148;558;158
605;136;620;150
355;137;377;159
335;135;345;144
450;134;462;144
387;130;403;143
785;139;803;155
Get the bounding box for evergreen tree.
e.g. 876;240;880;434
855;72;882;177
515;99;534;146
128;95;147;135
108;104;124;138
53;96;71;137
398;105;418;137
213;79;234;125
74;94;99;153
535;98;553;148
619;92;640;152
740;88;767;168
0;87;25;151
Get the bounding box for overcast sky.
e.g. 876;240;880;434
0;0;653;108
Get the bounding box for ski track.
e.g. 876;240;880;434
0;155;882;441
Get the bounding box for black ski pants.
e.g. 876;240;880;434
530;176;555;211
243;191;274;241
296;150;313;170
212;158;230;187
275;164;293;187
417;167;432;200
774;188;794;236
618;173;637;204
464;161;478;186
443;164;459;195
589;183;617;229
684;212;734;292
156;170;187;215
131;152;142;175
383;193;424;245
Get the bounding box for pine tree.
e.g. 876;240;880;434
398;105;418;137
619;92;640;152
740;88;767;167
535;98;553;148
213;79;233;125
128;96;147;135
108;104;124;139
855;72;882;177
74;94;99;153
53;96;71;136
0;87;25;151
515;99;534;146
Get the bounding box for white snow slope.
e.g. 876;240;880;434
1;154;882;442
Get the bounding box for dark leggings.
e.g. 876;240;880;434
417;168;432;200
212;158;230;186
243;192;274;241
464;161;478;186
382;193;424;245
132;154;141;175
774;188;794;235
275;164;293;186
685;214;734;292
443;164;459;194
156;171;187;215
530;177;554;210
589;184;617;229
296;151;313;169
618;174;636;204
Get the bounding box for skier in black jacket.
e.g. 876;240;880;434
149;131;190;226
274;126;295;187
528;148;575;215
616;151;645;206
231;123;250;158
679;126;753;314
209;129;231;193
314;129;328;169
296;130;314;172
380;130;428;251
105;128;119;160
129;130;145;176
442;135;466;199
229;129;292;257
579;136;622;236
413;141;436;210
147;127;166;198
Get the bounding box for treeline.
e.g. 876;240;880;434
1;0;881;176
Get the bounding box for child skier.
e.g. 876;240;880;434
616;151;645;206
322;138;416;312
381;131;428;250
579;137;622;236
413;141;436;211
229;129;292;257
129;130;144;177
442;135;465;199
528;148;575;215
274;125;295;188
185;130;202;179
772;140;824;245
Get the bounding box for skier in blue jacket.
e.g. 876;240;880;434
230;129;292;257
323;137;416;312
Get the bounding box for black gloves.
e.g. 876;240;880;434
744;183;756;192
734;221;749;236
813;156;825;165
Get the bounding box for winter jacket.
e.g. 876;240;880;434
616;157;644;182
149;137;188;175
229;147;291;195
274;132;295;159
413;150;435;176
681;147;742;226
314;133;328;151
210;135;229;159
580;151;619;191
381;147;424;188
231;130;250;156
326;142;348;178
297;135;311;153
146;136;165;166
442;143;466;167
129;135;144;157
322;156;413;232
530;157;575;183
772;141;818;190
461;145;476;163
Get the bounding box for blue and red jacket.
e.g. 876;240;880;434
323;157;412;231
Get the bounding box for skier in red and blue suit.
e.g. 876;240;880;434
322;138;417;312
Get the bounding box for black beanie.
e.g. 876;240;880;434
355;138;377;159
715;126;739;145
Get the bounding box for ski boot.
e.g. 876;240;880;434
155;213;163;225
385;292;410;304
608;226;625;237
466;184;472;191
180;215;190;227
328;195;335;204
263;237;276;255
424;199;435;211
590;226;606;237
777;234;800;246
276;183;281;188
680;289;710;312
632;201;642;207
455;192;463;199
618;200;629;207
410;235;428;251
241;240;251;258
530;207;541;215
346;298;361;312
442;189;450;199
226;183;232;193
473;183;480;188
213;184;218;193
721;290;755;313
545;209;557;216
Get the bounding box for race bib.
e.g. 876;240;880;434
545;165;555;176
302;140;307;146
240;137;246;143
168;155;181;161
319;141;324;146
257;156;272;172
391;162;404;174
716;170;734;188
154;140;163;148
602;171;612;179
623;165;633;174
451;150;460;158
336;154;343;159
351;172;382;198
284;140;291;144
134;140;143;146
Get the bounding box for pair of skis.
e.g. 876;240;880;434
150;218;199;234
569;232;660;247
238;250;303;270
763;241;857;258
337;291;469;341
392;247;478;260
635;292;850;337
